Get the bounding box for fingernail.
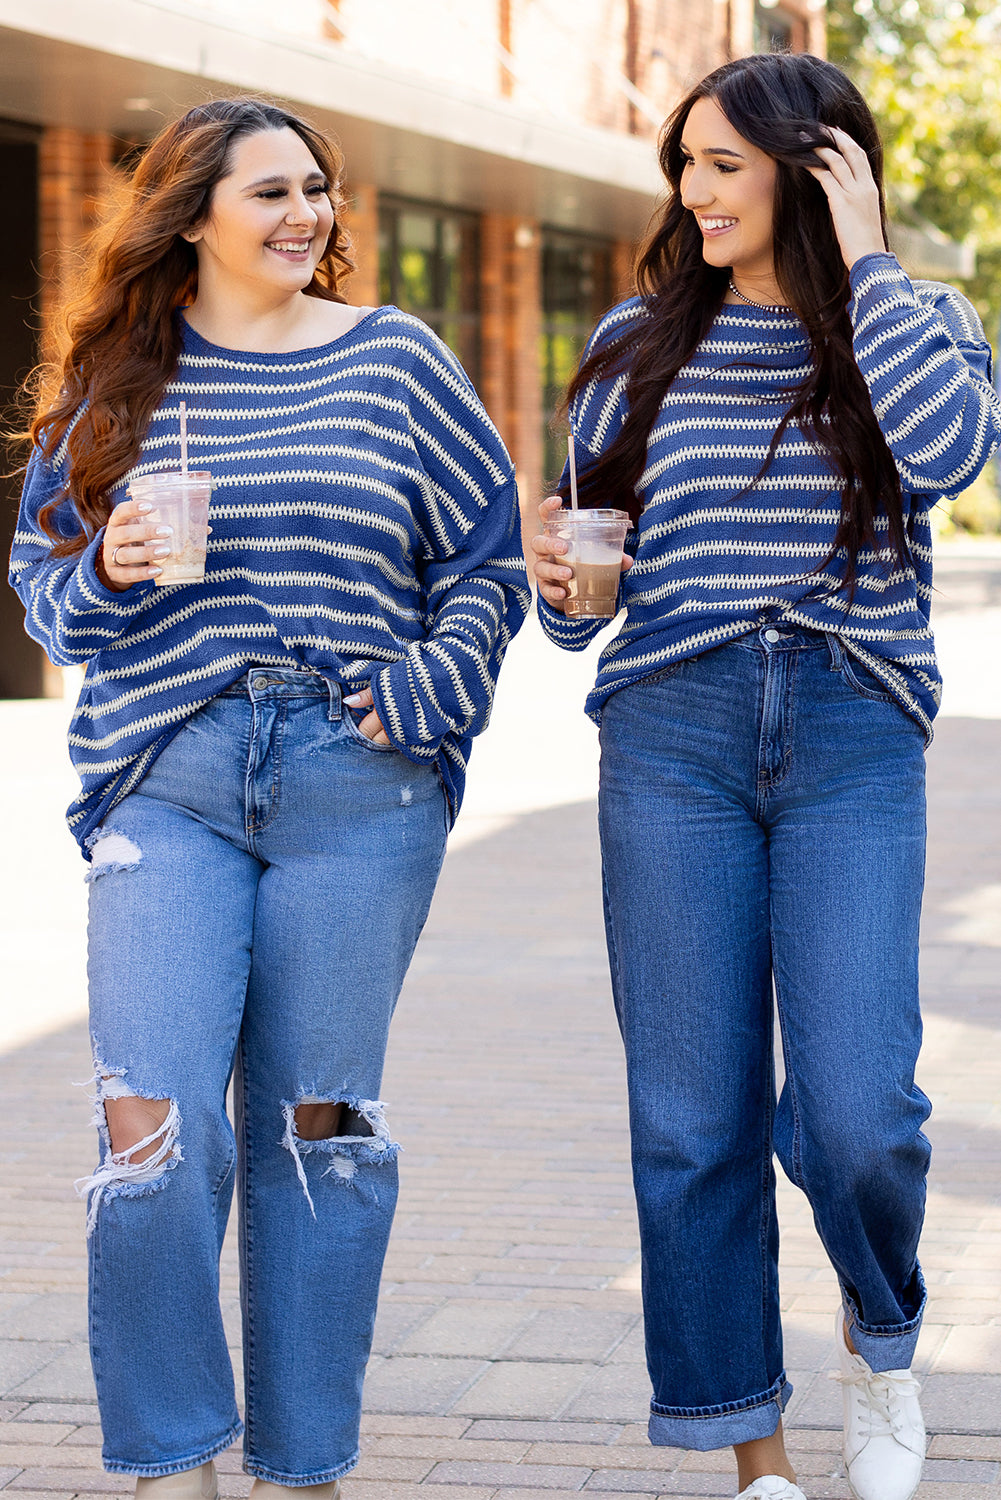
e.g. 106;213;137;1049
149;567;162;576
154;526;173;537
136;503;153;514
152;545;171;557
344;693;363;705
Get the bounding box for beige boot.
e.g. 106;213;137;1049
135;1461;218;1500
249;1483;341;1500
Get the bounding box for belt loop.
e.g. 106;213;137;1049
825;632;843;671
326;677;343;722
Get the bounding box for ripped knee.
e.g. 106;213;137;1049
85;827;142;883
76;1066;181;1234
282;1095;398;1215
293;1100;345;1140
104;1094;173;1161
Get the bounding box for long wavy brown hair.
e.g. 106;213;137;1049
31;97;354;557
561;53;906;593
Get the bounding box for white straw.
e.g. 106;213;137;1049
567;433;579;511
179;401;189;476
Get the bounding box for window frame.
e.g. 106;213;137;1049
540;226;617;487
378;194;482;382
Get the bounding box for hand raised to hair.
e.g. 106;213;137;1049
804;125;887;272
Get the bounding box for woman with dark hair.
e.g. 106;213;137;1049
11;99;528;1500
532;51;1000;1500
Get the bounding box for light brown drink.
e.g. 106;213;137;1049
543;507;630;620
565;560;623;617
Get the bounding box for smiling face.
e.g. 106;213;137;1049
679;96;780;295
184;126;335;301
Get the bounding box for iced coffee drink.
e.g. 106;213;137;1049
544;508;630;618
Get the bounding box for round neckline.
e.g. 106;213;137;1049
719;298;803;324
179;303;390;361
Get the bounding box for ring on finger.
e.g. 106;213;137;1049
110;544;129;567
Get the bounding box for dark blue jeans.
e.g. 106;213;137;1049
598;626;930;1451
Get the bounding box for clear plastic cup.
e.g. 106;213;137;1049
127;471;213;586
543;508;630;618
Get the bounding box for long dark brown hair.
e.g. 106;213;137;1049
562;53;906;591
31;98;354;557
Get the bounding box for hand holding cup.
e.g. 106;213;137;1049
126;471;213;586
99;498;175;591
531;494;632;616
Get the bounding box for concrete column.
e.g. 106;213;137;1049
805;4;827;55
726;0;755;58
343;179;379;306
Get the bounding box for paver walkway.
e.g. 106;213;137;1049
1;541;999;1500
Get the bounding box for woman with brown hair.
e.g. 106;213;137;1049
531;51;1000;1500
11;98;528;1499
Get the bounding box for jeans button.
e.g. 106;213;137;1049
253;676;270;690
763;628;782;644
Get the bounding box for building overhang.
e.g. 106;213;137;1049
0;0;665;236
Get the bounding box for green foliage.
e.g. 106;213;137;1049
949;465;1001;534
827;0;1001;347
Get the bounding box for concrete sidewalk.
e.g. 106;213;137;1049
1;540;999;1500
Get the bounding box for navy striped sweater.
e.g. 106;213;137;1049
11;307;531;853
540;253;1001;735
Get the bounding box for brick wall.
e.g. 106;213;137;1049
38;128;114;365
310;0;761;139
480;215;543;542
31;128;115;695
342;180;380;306
28;0;824;572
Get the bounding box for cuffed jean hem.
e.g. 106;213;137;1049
843;1271;926;1374
244;1451;358;1485
102;1419;244;1475
648;1375;791;1451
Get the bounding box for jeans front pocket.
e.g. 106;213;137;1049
637;656;687;689
342;703;398;753
839;653;898;705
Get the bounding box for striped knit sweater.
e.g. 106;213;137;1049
11;307;530;853
540;253;1001;736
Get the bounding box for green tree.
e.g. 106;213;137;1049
827;0;1001;352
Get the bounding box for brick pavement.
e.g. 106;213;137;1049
1;541;999;1500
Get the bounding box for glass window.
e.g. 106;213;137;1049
379;197;480;380
754;2;794;51
540;229;615;485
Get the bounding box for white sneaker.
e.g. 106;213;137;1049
135;1462;218;1500
735;1478;808;1500
834;1308;925;1500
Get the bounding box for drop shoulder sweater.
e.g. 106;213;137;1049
539;253;1001;737
11;306;531;853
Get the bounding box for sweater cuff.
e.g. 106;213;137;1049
536;592;608;650
368;661;445;764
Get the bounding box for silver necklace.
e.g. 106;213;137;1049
728;279;792;313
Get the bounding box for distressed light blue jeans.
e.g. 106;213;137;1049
598;626;931;1451
83;669;447;1483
